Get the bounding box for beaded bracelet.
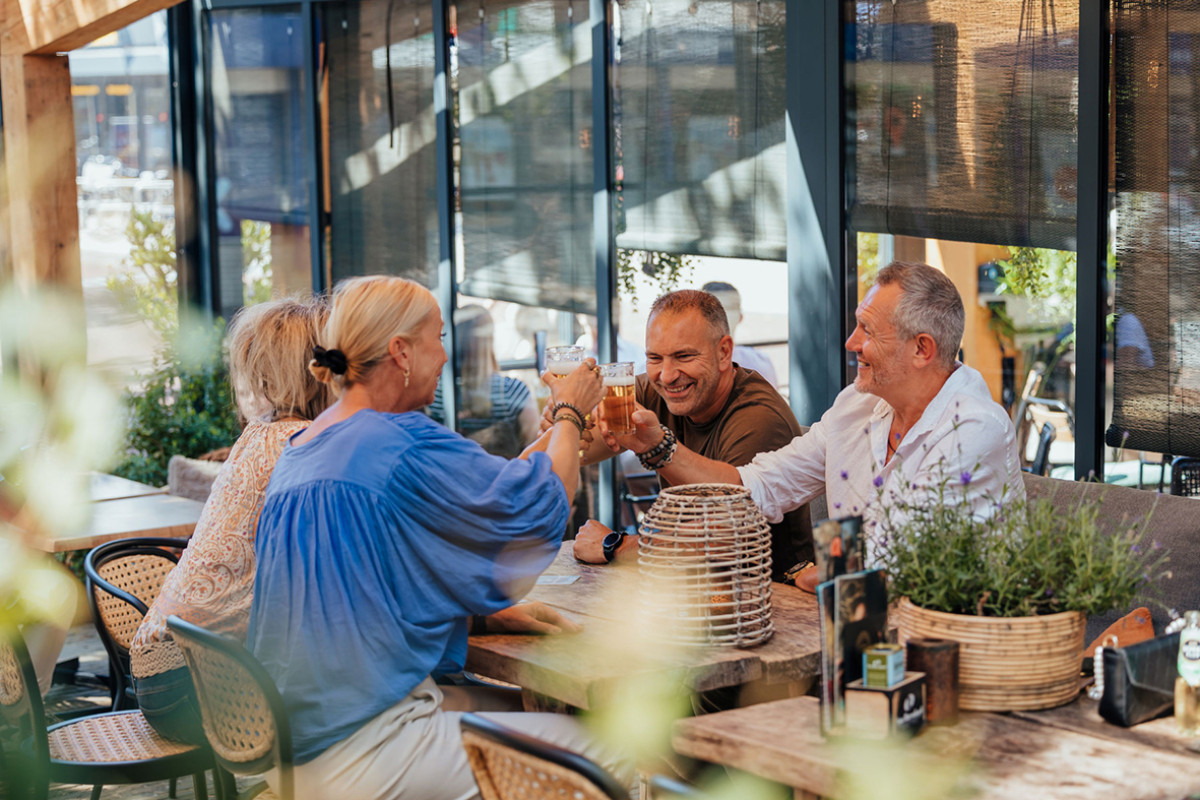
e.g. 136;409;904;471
551;402;587;425
638;425;673;464
637;425;678;470
553;412;585;436
649;435;678;469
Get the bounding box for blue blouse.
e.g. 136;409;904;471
246;410;569;764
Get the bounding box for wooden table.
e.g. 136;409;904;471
88;472;167;502
671;694;1200;799
466;543;823;710
38;493;205;552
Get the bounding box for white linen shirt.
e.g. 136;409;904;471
737;364;1024;533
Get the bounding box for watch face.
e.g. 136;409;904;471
602;531;624;549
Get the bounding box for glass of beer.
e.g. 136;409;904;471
599;362;636;435
545;345;586;377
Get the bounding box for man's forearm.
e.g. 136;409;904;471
656;444;742;486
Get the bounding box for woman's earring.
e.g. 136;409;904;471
404;368;410;388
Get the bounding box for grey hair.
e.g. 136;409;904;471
875;261;964;369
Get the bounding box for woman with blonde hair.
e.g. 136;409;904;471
131;297;333;744
247;275;619;800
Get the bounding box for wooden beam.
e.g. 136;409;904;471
2;0;183;56
1;54;80;291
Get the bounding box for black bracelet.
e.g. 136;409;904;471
638;426;678;470
551;402;587;424
470;615;489;636
649;436;678;469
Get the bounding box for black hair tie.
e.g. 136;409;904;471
312;346;349;375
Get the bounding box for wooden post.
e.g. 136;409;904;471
0;0;185;292
0;54;80;292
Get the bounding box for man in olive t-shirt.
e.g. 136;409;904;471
578;289;812;579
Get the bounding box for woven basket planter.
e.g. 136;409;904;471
894;597;1085;711
637;483;773;648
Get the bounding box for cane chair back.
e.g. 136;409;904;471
460;713;628;800
167;616;293;800
84;537;185;709
1;626;50;799
1170;456;1200;497
0;625;211;800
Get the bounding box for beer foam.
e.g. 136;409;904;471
546;360;580;374
603;376;636;387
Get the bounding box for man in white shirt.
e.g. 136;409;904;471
608;261;1024;557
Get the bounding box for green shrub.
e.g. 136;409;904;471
111;319;240;487
107;208;241;487
876;472;1171;618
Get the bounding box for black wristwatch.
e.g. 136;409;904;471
602;531;627;563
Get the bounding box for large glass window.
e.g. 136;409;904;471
454;0;595;313
209;6;312;320
320;0;439;287
71;12;173;385
1108;0;1200;471
612;0;786;262
845;0;1079;251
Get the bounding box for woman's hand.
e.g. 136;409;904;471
485;601;583;635
543;359;605;421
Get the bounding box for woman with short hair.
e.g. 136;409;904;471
132;297;334;744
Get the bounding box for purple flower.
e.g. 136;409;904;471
1153;540;1162;550
840;470;849;480
1131;543;1142;554
873;475;884;488
1044;588;1054;597
959;470;972;486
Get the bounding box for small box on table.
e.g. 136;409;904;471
863;643;905;687
844;672;926;739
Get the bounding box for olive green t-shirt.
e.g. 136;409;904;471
637;366;813;579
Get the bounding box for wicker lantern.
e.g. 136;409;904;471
637;483;774;648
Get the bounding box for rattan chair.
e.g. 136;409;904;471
167;616;293;800
1170;456;1200;497
0;625;212;800
84;537;186;710
460;713;629;800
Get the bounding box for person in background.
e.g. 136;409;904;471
701;281;779;388
131;297;334;744
247;275;623;800
427;304;540;458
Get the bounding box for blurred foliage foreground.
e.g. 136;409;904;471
0;287;120;631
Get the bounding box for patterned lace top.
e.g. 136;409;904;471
130;419;306;679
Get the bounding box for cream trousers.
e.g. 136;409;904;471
269;678;629;800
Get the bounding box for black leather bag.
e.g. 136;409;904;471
1098;632;1180;727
